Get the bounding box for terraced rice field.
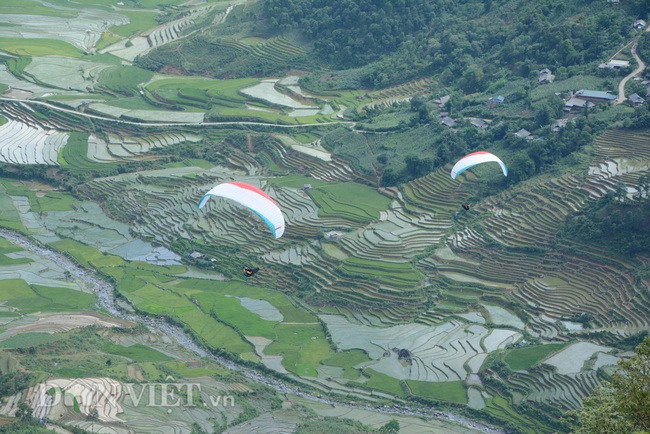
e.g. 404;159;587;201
321;314;521;383
0;119;68;164
101;3;221;61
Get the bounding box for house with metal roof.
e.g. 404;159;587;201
574;90;617;102
599;60;630;69
488;95;504;108
565;97;595;111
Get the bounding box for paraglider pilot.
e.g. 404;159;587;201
462;203;471;211
243;267;259;277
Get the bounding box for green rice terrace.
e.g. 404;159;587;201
0;0;649;433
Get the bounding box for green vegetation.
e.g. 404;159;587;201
0;333;64;349
504;343;569;371
406;379;467;404
265;323;333;376
308;182;391;223
97;65;154;97
564;338;650;433
560;180;650;256
101;343;172;362
0;38;85;57
0;280;95;313
353;369;406;397
340;258;420;285
323;349;370;368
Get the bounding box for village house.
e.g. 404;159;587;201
514;129;533;140
574;89;617;103
434;95;450;109
629;93;645;107
634;19;646;30
324;231;340;241
538;68;554;85
599;59;630;69
470;118;489;129
551;119;569;132
488;95;504;107
441;116;457;127
565;97;595;112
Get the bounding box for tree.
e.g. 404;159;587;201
86;406;99;433
15;402;32;423
611;337;650;428
378;419;400;434
564;337;650;433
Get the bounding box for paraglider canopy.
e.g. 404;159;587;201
451;151;508;180
243;267;259;277
198;181;285;238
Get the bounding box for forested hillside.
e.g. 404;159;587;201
138;0;647;90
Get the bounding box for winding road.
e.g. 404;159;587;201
615;25;650;104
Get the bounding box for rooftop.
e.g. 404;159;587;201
574;90;617;101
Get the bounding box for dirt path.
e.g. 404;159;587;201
616;42;646;104
615;26;650;104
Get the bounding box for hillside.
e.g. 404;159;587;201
0;0;649;433
138;0;643;89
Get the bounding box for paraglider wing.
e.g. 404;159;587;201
198;181;285;238
450;151;508;180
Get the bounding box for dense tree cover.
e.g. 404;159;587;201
136;0;642;88
260;0;639;89
264;0;436;68
559;175;650;256
564;337;650;433
0;372;37;400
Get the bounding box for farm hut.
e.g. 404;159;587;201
634;19;646;30
515;129;533;140
471;118;488;129
551;119;568;132
538;68;554;84
441;116;457;127
325;231;340;241
434;95;450;109
629;93;645;107
488;95;504;107
189;251;204;260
